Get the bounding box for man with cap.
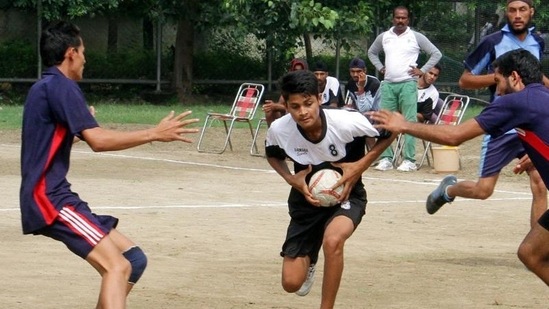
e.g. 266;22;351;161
426;0;549;229
312;61;344;108
344;57;381;150
368;5;442;172
344;57;381;115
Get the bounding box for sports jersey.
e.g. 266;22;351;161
320;76;343;107
368;26;441;83
265;108;378;173
266;108;379;208
464;24;544;100
20;67;98;234
345;75;381;113
417;84;439;109
475;83;549;186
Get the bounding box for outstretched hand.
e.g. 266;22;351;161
154;111;200;143
368;110;407;133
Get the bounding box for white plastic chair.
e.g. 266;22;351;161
197;83;265;154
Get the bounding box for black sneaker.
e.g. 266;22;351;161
426;175;457;214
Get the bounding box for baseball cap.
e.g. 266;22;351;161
349;57;366;69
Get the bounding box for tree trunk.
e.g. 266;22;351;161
173;17;194;101
303;33;313;61
143;17;154;51
107;16;118;54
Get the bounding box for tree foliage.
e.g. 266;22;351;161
12;0;119;20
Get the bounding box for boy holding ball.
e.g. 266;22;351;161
265;70;395;308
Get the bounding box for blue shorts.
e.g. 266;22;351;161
35;202;119;259
478;133;526;178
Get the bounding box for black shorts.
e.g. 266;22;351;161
280;186;366;264
538;210;549;231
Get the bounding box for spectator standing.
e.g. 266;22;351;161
368;5;442;172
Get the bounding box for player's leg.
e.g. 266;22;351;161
320;196;366;308
86;234;132;309
108;229;148;293
320;215;355;309
517;210;549;285
427;133;518;214
526;169;548;228
281;255;311;293
38;204;129;309
447;174;498;200
279;211;323;295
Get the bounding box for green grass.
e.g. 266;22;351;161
0;100;486;130
0;102;261;130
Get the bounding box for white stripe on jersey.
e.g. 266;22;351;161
266;109;378;165
59;207;104;245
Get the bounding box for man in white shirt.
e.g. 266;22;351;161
368;5;442;172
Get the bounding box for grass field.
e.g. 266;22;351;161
0;99;485;130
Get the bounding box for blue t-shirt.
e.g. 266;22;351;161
20;67;98;234
475;83;549;187
464;24;544;101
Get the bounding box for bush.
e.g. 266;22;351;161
0;39;37;78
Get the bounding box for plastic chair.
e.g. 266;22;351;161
197;83;265;154
250;117;267;156
418;94;470;169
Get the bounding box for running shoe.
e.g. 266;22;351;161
374;158;393;171
426;175;457;214
295;264;316;296
397;160;417;172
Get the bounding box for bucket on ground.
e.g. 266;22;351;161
432;146;460;173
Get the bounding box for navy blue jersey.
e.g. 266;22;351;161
464;24;544;101
20;67;98;234
475;84;549;187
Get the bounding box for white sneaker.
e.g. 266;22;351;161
374;158;393;171
295;264;316;296
397;160;417;172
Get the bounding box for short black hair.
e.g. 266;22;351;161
40;21;82;67
312;61;329;72
492;49;543;85
280;70;319;102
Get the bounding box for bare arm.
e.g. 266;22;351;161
458;70;496;90
543;75;549;88
82;110;199;152
369;109;485;146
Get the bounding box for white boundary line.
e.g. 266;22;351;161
0;143;532;213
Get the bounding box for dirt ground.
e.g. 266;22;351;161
0;126;548;309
